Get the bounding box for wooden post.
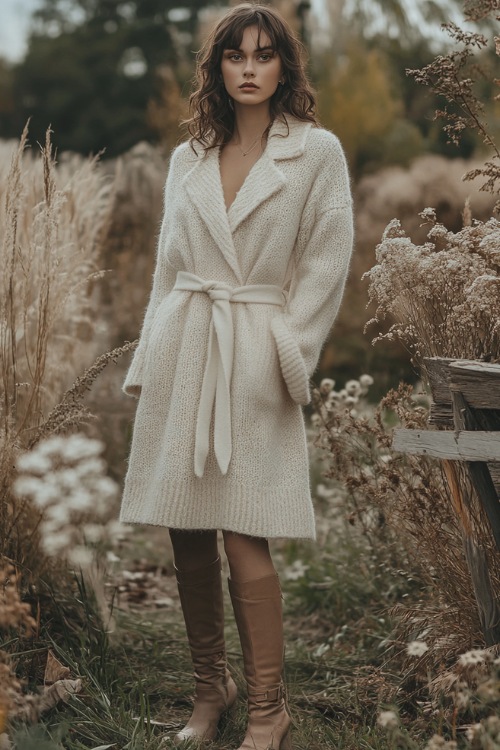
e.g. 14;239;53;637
392;357;500;645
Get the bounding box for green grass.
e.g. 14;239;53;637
3;525;478;750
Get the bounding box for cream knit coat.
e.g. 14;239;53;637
120;114;354;540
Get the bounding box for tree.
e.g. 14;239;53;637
317;41;404;175
5;0;216;156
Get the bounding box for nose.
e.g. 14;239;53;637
243;59;255;77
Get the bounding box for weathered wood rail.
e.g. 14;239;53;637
392;358;500;645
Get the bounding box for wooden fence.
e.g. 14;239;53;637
393;358;500;645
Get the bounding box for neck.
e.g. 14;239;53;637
231;102;272;146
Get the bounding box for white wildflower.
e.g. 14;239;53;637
320;378;335;395
73;457;107;477
465;724;482;741
43;530;72;555
316;484;336;499
56;468;82;491
13;476;44;498
359;374;374;387
28;481;59;508
284;559;310;581
66;488;93;511
459;649;486;666
68;546;93;568
106;521;132;540
325;392;340;412
344;396;358;406
59;435;104;462
36;435;66;457
425;736;457;750
16;451;52;475
419;207;437;223
311;414;321;427
312;642;330;658
377;710;399;728
454;688;471;709
477;677;500;701
345;379;361;396
106;551;121;563
83;523;104;543
45;503;71;525
486;715;500;734
407;640;428;657
96;476;118;504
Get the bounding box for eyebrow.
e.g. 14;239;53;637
225;45;275;52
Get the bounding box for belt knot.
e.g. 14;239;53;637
201;281;232;301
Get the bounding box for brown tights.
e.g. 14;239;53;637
169;529;275;582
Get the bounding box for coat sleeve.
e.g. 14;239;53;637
270;135;354;406
122;146;182;399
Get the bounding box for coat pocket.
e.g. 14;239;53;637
270;314;311;406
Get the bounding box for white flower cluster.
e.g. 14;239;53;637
312;374;374;425
459;648;487;666
14;434;124;567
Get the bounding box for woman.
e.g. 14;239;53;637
120;3;353;748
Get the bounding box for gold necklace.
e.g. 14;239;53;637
234;125;269;157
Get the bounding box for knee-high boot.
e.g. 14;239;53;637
173;556;238;745
228;573;292;750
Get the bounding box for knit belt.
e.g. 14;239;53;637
173;271;287;478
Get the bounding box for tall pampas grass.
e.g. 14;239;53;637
0;124;115;576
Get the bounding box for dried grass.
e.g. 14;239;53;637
0;124;116;578
312;382;495;661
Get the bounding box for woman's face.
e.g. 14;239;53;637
220;25;283;109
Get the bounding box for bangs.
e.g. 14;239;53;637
218;12;280;54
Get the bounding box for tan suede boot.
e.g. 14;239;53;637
229;573;292;750
173;556;237;745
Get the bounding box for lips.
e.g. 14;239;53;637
239;83;258;89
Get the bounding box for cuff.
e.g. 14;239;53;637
122;345;145;399
270;315;311;406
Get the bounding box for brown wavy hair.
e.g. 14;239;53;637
182;3;319;153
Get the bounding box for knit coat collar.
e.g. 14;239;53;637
183;116;313;284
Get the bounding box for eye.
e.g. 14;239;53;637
228;53;242;61
259;53;272;61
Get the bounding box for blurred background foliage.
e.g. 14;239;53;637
0;0;498;397
1;0;497;163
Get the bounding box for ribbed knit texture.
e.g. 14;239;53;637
120;115;354;540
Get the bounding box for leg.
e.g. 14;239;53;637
169;527;219;571
222;531;275;582
223;532;292;750
169;529;237;745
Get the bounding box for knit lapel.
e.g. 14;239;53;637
228;116;313;234
183;146;243;283
182;116;313;280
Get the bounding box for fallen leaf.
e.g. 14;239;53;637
44;649;71;685
38;679;83;713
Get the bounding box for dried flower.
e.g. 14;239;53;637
425;736;457;750
320;378;335;395
459;649;487;666
377;709;399;728
363;217;500;366
407;640;429;657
